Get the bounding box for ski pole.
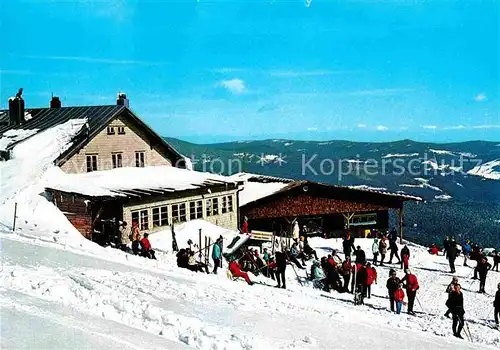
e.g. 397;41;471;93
415;295;425;313
464;320;473;342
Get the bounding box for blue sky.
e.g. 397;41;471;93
1;0;498;143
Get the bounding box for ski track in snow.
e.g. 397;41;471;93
1;233;499;349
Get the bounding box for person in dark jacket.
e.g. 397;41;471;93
342;232;355;257
447;243;458;274
493;251;500;272
401;245;410;270
494;283;500;326
476;257;492;293
354;246;366;265
341;257;352;293
386;270;401;312
444;276;459;317
446;284;465;338
388;240;401;265
275;251;287;289
443;236;451;257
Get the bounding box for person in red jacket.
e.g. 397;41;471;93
394;283;406;314
365;263;377;299
140;233;156;260
428;244;439;255
401;269;419;315
229;259;254;285
241;216;249;234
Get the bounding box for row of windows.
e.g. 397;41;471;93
107;126;126;135
86;152;145;172
131;196;234;231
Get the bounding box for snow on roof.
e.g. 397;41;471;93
466;159;500;180
429;149;454;156
45;166;240;198
0;128;39;151
239;181;289;206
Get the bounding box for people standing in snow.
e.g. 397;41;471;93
118;221;129;251
401;245;410;270
275;250;287;289
462;240;472;267
444;277;459;318
379;236;388;266
476;256;492;293
401;269;419;315
446;240;458;274
428;243;439;255
140;233;156;259
494;283;500;326
394;283;406;314
493;251;500;272
354;246;366;265
241;216;249;234
443;236;451;258
341;256;352;293
343;232;355;258
292;220;300;242
130;220;142;255
228;259;254;285
372;238;380;266
212;238;222;274
365;262;377;299
446;284;465;339
386;270;401;312
388;240;401;265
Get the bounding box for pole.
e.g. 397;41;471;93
12;202;17;232
416;295;425;313
198;229;202;261
399;206;404;245
464;320;473;342
204;236;208;265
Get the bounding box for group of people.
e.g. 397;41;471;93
117;220;156;259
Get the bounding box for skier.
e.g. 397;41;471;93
228;259;254;285
401;245;410;270
494;283;500;326
388;240;401;265
354;246;366;265
386;270;401;312
372;238;380;266
275;250;287;289
401;269;419;315
446;284;465;339
444;277;459;318
462;240;472;267
447;241;458;274
212;238;222;274
379;236;388;266
342;232;356;258
476;256;492;293
394;283;406;314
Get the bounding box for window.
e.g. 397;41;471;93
86;155;98;172
107;126;115;135
172;203;186;222
117;126;125;134
152;206;169;228
348;213;378;227
189;200;203;220
227;195;233;212
112;153;122;168
131;209;149;231
222;196;227;214
135;151;145;167
206;198;218;216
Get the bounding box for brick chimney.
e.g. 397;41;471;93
50;96;61;108
8;88;25;126
116;92;129;108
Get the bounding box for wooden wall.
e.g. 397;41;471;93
242;193;397;220
52;191;93;240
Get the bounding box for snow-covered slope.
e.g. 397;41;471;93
1;231;499;349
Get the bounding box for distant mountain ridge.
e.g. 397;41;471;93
165;137;500;203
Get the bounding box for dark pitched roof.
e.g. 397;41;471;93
0;105;186;167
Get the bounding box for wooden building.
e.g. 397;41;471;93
238;177;422;242
45;166;242;244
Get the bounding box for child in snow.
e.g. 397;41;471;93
140;233;156;260
394;283;406;314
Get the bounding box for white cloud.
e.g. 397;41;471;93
218;78;246;94
211;68;245;73
473;93;487;102
445;125;466;130
471;124;500;129
270;70;348;77
357;123;367;128
423;125;437;130
376;125;389;131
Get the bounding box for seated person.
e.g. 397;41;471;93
140;233;156;259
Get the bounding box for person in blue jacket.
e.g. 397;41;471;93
212;238;222;274
462;241;472;267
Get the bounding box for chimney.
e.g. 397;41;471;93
50;96;62;108
8;88;25;126
116;92;129;108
